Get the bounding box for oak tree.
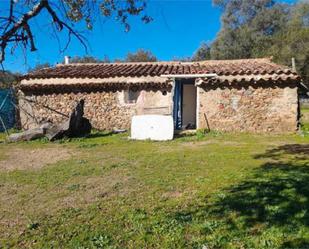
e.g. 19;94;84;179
123;49;157;62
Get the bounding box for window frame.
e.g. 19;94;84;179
123;88;140;104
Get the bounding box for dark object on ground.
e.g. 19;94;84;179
8;100;92;142
185;123;196;130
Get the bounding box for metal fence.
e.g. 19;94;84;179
0;89;16;132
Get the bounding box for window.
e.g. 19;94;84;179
124;89;140;104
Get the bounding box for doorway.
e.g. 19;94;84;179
173;79;197;130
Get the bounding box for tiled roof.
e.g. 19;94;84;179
20;58;300;91
24;58;296;79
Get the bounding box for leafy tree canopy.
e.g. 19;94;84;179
28;63;51;73
213;0;277;29
122;49;157;62
211;0;289;59
0;70;19;89
265;1;309;85
192;42;211;61
69;55;110;63
210;0;309;89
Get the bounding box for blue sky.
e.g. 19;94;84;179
2;0;297;73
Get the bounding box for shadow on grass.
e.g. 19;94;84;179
255;144;309;159
85;131;114;139
169;144;309;247
215;144;309;227
215;161;309;225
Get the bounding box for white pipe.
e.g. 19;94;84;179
64;56;70;65
160;73;217;78
196;86;200;129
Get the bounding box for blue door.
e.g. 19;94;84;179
173;80;182;129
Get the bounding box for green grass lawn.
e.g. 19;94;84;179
0;117;309;248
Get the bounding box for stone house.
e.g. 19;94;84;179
19;58;301;133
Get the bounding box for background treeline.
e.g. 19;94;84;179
0;71;20;89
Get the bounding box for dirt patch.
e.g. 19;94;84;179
157;140;245;153
183;140;244;148
0;147;74;171
60;174;132;207
162;191;183;199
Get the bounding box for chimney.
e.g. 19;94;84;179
291;57;296;72
64;56;70;65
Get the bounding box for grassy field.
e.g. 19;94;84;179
0;116;308;248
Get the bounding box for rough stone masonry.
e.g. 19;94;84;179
198;84;298;133
19;88;173;131
19;83;298;134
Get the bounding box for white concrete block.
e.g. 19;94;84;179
131;115;174;141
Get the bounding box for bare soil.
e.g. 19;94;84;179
0;147;73;171
183;140;245;148
162;190;183;198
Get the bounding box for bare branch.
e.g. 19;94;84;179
23;23;37;52
44;1;64;31
3;0;14;33
0;0;47;62
60;21;88;53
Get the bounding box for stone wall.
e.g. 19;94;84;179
19;88;173;131
198;85;298;133
19;83;299;133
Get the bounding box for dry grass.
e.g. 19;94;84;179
0;147;74;171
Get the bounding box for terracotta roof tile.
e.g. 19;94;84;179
21;58;300;91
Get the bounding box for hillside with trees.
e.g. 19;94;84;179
0;71;18;89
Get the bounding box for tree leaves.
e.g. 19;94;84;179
124;49;157;62
211;0;309;88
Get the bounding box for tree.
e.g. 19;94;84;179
210;0;309;88
192;42;211;61
0;0;152;65
70;55;110;63
0;70;19;89
265;1;309;86
211;0;289;59
213;0;277;29
123;49;157;62
28;62;51;73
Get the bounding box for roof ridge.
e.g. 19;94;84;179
198;57;273;63
55;57;273;67
55;61;193;67
22;57;299;85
